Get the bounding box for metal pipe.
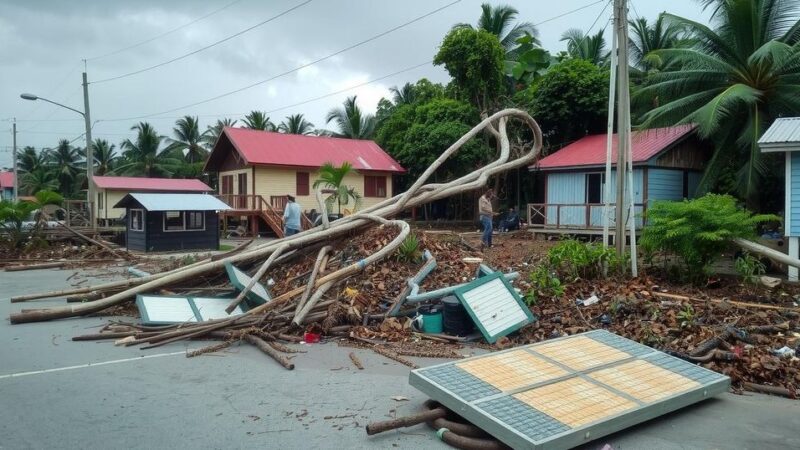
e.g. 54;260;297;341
405;272;520;303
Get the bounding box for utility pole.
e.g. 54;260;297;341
614;0;630;256
12;118;18;202
602;12;618;248
82;70;95;230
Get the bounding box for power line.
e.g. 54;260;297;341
531;0;609;27
87;0;244;61
92;0;314;84
102;0;462;121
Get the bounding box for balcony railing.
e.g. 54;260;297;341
527;203;645;230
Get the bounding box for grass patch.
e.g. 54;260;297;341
219;244;235;251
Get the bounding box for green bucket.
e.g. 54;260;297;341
417;305;443;334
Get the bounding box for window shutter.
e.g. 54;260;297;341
296;172;309;196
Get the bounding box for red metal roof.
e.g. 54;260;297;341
93;176;212;192
214;127;405;173
533;124;697;170
0;171;14;188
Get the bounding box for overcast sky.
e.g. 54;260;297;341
0;0;710;168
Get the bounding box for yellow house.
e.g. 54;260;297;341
204;127;405;237
92;176;213;226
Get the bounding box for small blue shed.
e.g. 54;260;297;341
527;125;712;233
758;117;800;281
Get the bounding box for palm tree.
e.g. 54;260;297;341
93;139;118;176
312;162;361;215
48;139;84;196
242;111;276;131
634;0;800;207
166;116;209;164
457;3;538;52
203;118;237;146
20;168;58;195
325;96;376;139
117;122;182;177
561;29;608;66
389;83;416;106
278;114;315;135
17;146;46;174
628;14;687;72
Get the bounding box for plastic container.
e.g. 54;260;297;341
303;332;321;343
442;295;474;336
417;304;443;334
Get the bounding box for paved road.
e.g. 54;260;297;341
1;268;797;449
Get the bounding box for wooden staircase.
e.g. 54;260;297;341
217;194;314;238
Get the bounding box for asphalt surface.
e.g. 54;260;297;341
1;268;798;450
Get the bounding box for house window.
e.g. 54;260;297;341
164;211;185;231
364;175;387;198
296;172;310;196
586;173;603;204
187;211;204;230
97;192;104;210
221;175;233;195
130;209;144;231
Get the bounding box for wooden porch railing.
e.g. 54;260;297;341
216;194;314;237
527;203;645;230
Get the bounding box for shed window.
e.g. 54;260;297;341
296;172;310;196
586;173;603;204
164;211;185;231
130;209;144;231
364;176;387;198
187;211;204;230
97;192;104;210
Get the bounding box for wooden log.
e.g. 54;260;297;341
743;382;797;399
365;407;446;435
653;292;800;311
5;262;65;272
57;221;131;261
349;352;364;370
243;334;295;370
186;341;233;358
372;346;419;369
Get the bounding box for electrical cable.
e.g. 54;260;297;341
86;0;244;61
92;0;313;84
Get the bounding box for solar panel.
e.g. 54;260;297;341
453;272;535;343
192;296;244;321
410;330;730;449
225;262;271;305
136;295;198;325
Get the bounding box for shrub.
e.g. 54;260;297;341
396;234;422;263
526;265;564;305
735;252;766;286
547;239;621;279
641;194;779;283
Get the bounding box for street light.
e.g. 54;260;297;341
20;71;95;229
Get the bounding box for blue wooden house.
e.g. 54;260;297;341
759;117;800;280
527;125;711;233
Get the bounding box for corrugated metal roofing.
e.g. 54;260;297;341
533;124;696;170
0;171;14;188
114;193;231;211
215;127;405;173
93;176;212;192
758;117;800;145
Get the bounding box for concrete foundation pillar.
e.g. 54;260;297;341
789;237;799;282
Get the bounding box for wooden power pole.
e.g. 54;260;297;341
614;0;630;256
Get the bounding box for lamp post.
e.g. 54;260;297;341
20;71;95;229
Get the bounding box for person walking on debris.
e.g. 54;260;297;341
478;188;496;249
283;194;302;236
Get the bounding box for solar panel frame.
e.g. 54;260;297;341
453;271;535;343
224;262;272;305
409;330;730;449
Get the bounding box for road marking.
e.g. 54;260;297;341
0;351;185;380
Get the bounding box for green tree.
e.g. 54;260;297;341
312;162;361;214
93;139;118;176
166;116;209;164
17;146;46;174
20;168;58;195
456;3;538;54
389;83;417;107
117;122;181;177
628;14;687;72
560;28;608;66
634;0;800;208
434;27;505;111
515;59;609;149
203;118;237;146
278;114;315;135
325;96;376;139
242;111;276;131
48;139;84;197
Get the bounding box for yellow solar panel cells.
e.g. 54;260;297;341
457;350;569;391
532;336;630;371
515;377;638;428
589;360;701;402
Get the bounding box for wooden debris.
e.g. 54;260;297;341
348;352;364;370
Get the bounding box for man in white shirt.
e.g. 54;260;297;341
478;188;495;249
283;195;302;237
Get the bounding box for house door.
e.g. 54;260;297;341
221;175;233;206
237;173;248;209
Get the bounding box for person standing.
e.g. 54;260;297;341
283;195;302;237
478;188;495;249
